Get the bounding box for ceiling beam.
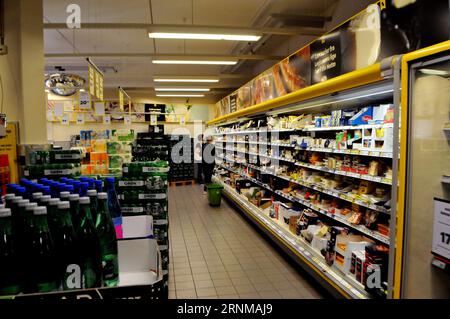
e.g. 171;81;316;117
43;23;324;36
44;52;284;60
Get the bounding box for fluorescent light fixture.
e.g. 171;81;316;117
148;32;261;41
156;94;205;97
155;88;210;92
152;60;237;65
154;78;219;83
419;68;449;76
45;89;50;93
79;88;86;92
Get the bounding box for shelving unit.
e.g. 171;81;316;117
217;164;390;244
214;177;370;299
210;74;398;299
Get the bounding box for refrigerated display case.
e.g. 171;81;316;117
395;41;450;299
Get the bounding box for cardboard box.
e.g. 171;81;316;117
122;215;154;239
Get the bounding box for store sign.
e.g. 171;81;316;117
79;91;91;110
89;65;95;96
432;198;450;261
0;123;19;183
98;76;104;101
214;0;450;117
119;90;124;111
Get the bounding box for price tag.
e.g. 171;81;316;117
76;113;84;125
94;102;105;115
351;150;360;155
150;114;157;126
119;181;145;187
103;114;111;124
61;113;69;125
79;91;91;110
138;193;167;200
381;178;392;184
121;207;144;213
432;198;450;260
179;115;186;125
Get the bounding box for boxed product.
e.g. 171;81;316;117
334;234;372;275
349;107;373;126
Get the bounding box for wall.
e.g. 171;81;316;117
0;0;47;144
0;0;22;124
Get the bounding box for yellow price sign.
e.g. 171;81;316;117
119;89;124;111
88;65;95;96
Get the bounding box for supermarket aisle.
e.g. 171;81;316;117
167;184;326;299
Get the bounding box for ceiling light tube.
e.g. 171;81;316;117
148;32;261;41
155;88;210;92
156;94;205;97
154;78;219;83
152;60;237;65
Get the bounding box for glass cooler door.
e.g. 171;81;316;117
401;52;450;298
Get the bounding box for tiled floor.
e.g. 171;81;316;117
168;184;327;299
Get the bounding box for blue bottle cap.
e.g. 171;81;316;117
106;177;115;183
66;185;75;193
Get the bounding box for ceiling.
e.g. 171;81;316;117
43;0;339;104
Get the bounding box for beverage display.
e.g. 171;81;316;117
95;193;118;287
54;201;81;290
0;178;121;296
30;206;59;293
105;177;123;239
0;208;21;295
77;197;102;288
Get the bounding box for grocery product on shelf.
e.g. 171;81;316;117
212;102;395;299
24;149;82;180
1;179;120;295
169;135;194;182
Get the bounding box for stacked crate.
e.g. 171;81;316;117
118;160;170;295
168;135;194;182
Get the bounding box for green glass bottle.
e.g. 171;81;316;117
55;201;82;290
60;191;70;201
87;189;98;223
30;206;59;293
95;192;119;287
0;208;22;296
46;199;60;236
4;194;16;209
31;192;43;203
77;197;102;288
68;194;81;231
39;195;52;208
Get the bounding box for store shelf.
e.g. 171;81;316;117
303;123;393;132
218;164;390;245
213;128;297;136
216;148;392;185
217;143;393;159
294;162;392;185
214;177;370;299
243;163;389;214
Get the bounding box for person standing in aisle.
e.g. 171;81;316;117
202;136;216;195
194;134;204;185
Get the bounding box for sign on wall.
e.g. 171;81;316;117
432;198;450;261
0;123;19;183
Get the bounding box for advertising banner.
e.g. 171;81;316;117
214;0;449;118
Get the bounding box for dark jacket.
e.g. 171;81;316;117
202;143;216;171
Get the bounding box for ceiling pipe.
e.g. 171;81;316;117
44;52;284;60
43;23;324;37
